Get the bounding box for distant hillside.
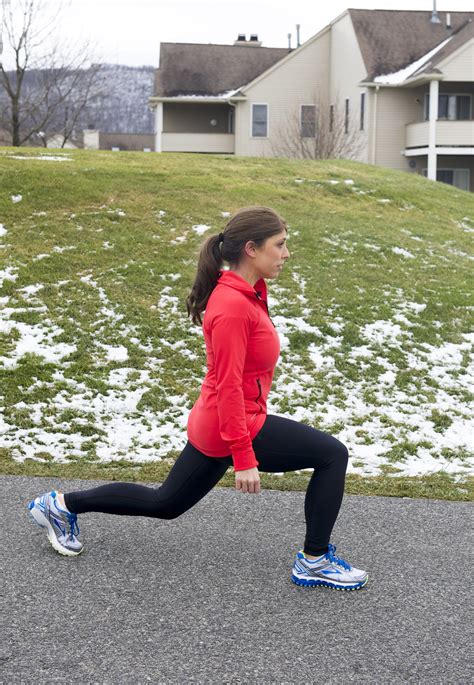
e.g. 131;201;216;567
0;63;155;141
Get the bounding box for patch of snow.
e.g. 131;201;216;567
344;179;354;185
11;195;22;203
7;155;72;162
0;224;7;237
392;247;416;259
192;224;211;235
221;211;231;217
373;36;453;84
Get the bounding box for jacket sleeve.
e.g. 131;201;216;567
210;311;259;472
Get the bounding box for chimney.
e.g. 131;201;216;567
296;24;301;47
446;13;451;29
234;33;261;47
431;0;441;24
288;33;292;49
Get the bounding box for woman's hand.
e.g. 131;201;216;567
235;467;261;494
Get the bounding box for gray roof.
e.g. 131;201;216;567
153;43;290;97
349;9;474;81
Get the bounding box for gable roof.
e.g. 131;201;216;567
349;9;474;82
153;43;290;97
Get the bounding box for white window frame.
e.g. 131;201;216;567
424;93;472;121
300;104;316;138
422;167;470;191
250;103;269;138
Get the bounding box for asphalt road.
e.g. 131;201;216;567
1;475;472;684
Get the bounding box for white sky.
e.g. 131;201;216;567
52;0;474;67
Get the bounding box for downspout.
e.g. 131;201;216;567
371;85;379;165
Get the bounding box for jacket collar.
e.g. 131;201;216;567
217;270;267;302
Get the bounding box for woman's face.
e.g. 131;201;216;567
255;229;290;279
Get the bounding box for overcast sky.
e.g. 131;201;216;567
3;0;474;69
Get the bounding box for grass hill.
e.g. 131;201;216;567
0;147;472;501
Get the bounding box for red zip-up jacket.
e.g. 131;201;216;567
187;270;281;471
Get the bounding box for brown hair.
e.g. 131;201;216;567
185;206;287;326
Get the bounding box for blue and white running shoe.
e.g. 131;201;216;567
27;490;83;556
291;544;368;590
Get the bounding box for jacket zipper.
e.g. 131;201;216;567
255;291;276;328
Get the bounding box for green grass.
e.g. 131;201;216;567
0;147;473;501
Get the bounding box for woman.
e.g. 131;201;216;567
28;206;368;591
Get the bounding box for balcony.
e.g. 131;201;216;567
406;121;474;149
162;132;235;154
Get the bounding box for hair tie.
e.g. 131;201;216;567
218;232;224;244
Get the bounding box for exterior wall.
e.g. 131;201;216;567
373;86;425;170
410;154;474;192
234;29;331;157
329;12;370;163
162;132;234;153
163;103;232;133
438;40;474;82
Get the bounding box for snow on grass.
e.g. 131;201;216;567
392;247;416;259
221;211;231;217
7;155;72;162
192;224;211;235
11;195;22;203
0;259;472;477
0;224;7;237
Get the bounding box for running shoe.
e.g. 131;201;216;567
291;544;368;590
27;490;83;556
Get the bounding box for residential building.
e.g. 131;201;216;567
149;10;474;191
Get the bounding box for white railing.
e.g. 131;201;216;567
162;133;235;153
406;120;474;148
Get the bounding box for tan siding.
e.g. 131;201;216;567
438;40;474;82
374;87;425;169
330;12;370;163
234;30;331;157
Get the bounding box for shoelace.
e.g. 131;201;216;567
326;543;352;571
65;511;80;539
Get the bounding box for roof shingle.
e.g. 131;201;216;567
153;42;290;97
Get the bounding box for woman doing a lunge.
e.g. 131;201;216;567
28;206;368;591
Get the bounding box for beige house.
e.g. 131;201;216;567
149;9;474;191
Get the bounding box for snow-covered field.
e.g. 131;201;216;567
0;209;472;481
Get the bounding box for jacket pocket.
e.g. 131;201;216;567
255;378;262;412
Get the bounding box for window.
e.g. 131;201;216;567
329;104;334;133
422;167;470;191
300;105;316;137
360;93;365;131
251;104;268;137
344;98;349;133
228;108;234;134
424;93;471;120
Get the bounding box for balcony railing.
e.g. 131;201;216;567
406;120;474;148
162;132;235;153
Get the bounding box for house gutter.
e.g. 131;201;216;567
149;96;247;106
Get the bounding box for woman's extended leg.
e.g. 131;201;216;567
64;441;229;518
27;441;229;556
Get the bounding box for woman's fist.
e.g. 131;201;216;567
235;467;260;494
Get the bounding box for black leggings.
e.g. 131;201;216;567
65;414;349;556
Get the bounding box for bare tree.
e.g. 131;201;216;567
0;0;103;146
270;91;365;160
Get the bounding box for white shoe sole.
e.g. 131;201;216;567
291;570;368;591
29;505;83;557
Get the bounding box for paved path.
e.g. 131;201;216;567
1;475;472;683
